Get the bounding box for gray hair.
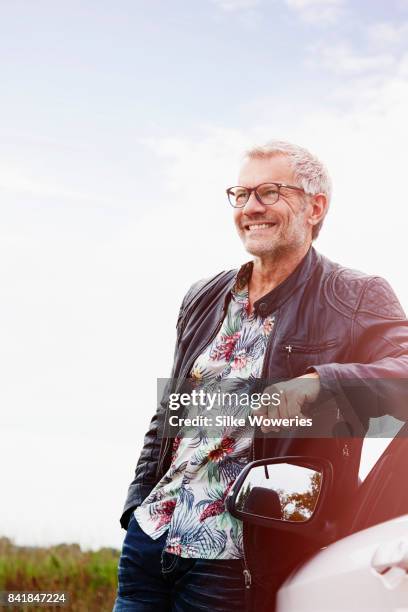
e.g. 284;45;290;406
244;140;332;239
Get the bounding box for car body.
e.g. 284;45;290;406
277;514;408;611
229;423;408;611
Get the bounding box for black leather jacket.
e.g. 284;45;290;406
120;247;408;529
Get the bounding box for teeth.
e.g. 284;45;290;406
247;223;274;230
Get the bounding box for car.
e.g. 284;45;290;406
227;421;408;611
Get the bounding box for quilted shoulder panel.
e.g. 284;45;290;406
332;267;370;312
359;277;406;319
332;268;405;319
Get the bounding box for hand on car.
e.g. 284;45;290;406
257;372;320;433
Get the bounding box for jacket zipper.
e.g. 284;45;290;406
241;433;257;603
243;566;252;589
242;528;252;589
260;314;279;378
282;340;337;378
248;312;279;473
281;340;337;354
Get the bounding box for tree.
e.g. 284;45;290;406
281;471;322;522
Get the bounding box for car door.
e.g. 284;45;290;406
277;432;408;612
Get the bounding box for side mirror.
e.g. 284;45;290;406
226;456;333;538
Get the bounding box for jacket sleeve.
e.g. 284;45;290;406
310;276;408;425
119;281;202;530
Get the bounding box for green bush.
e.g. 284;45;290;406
0;537;120;611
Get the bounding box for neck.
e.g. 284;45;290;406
249;243;311;306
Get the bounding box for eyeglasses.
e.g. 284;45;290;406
226;182;306;208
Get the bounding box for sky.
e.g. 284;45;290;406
0;0;407;550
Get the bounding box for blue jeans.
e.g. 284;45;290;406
113;514;247;611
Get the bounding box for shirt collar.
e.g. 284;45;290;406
232;246;318;318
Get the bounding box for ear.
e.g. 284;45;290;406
307;193;328;228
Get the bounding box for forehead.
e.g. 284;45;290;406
237;154;295;186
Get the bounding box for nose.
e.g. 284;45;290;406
243;190;267;215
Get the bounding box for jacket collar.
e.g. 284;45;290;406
234;246;319;318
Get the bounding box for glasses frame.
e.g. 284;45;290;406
226;182;306;208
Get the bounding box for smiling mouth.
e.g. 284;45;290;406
244;222;277;231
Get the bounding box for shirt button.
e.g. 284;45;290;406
258;302;268;316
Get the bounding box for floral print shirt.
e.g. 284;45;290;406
135;278;275;559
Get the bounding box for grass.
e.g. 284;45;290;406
0;536;120;611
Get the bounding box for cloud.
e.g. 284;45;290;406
366;21;408;48
285;0;345;24
309;41;395;76
211;0;261;11
0;162;105;204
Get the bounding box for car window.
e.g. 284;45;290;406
358;438;393;482
358;415;404;482
351;422;408;533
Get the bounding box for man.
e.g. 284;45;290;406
114;141;408;611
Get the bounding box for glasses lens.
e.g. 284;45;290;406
228;187;249;207
257;184;280;205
